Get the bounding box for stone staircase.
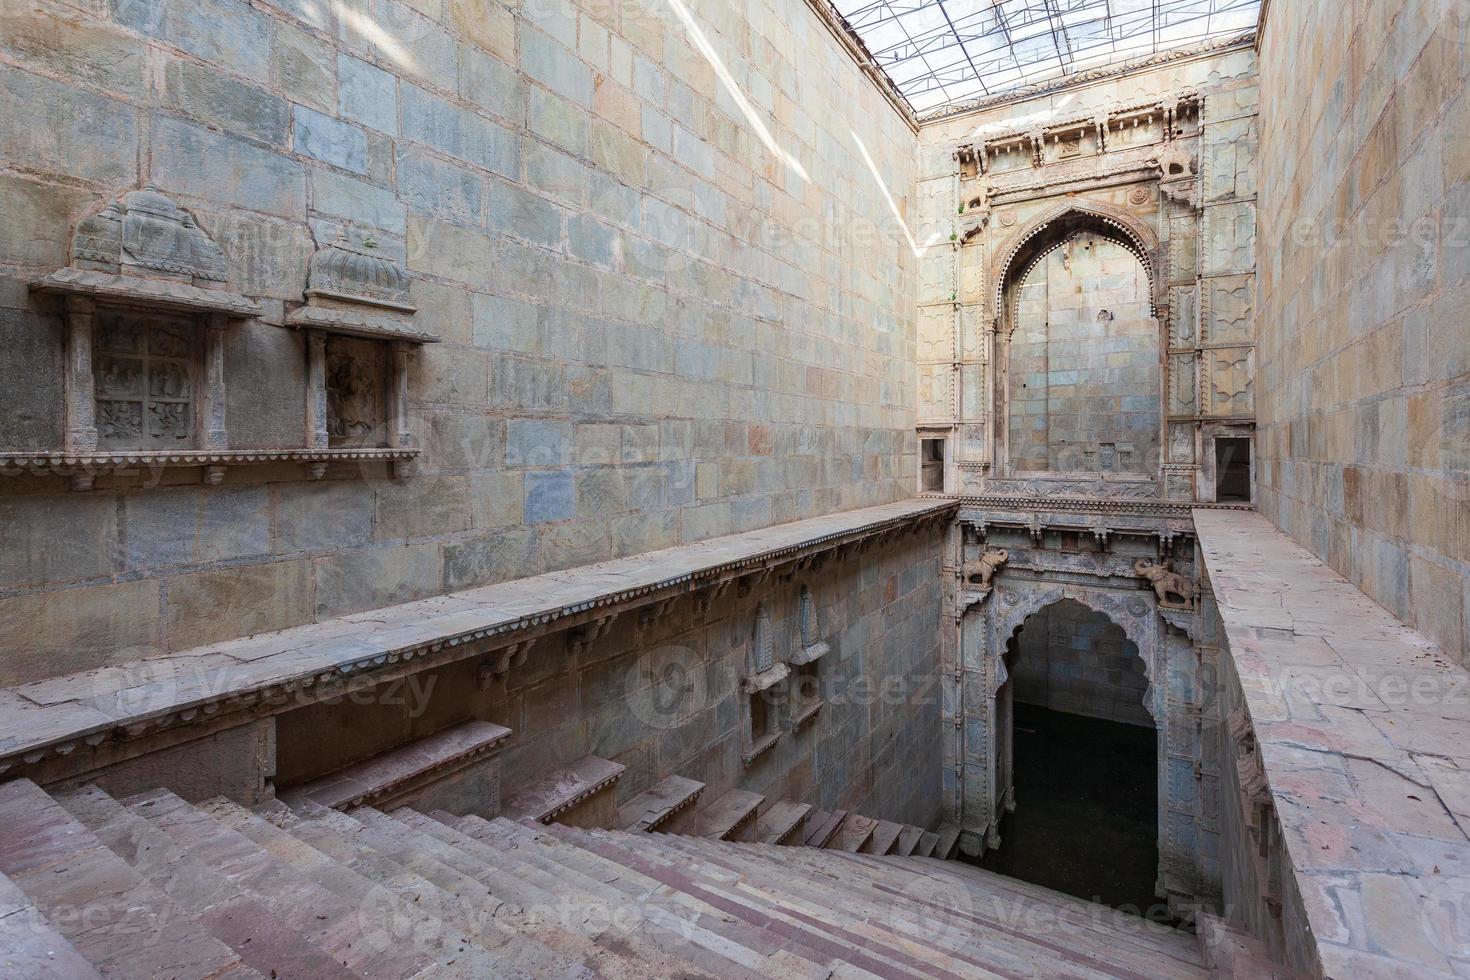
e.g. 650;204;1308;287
0;775;1223;979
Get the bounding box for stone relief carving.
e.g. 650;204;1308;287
1169;354;1198;415
791;586;830;665
1134;560;1199;605
962;548;1010;589
1206;348;1253;416
983;478;1161;500
74;188;228;282
325;338;383;445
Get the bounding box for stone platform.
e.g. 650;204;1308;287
0;499;954;788
1196;510;1470;979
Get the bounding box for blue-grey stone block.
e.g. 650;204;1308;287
519;24;593;107
506;418;572;467
294;105;367;173
524;470;575;523
338;54;397;135
151;116;305;216
397;148;484;223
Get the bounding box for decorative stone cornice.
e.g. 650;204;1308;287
31;268;260;318
0;447;420;490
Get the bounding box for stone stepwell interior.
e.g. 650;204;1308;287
1;0;1468;977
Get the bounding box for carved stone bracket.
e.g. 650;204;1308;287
1157;603;1198;638
568;615;617;657
476;638;537;688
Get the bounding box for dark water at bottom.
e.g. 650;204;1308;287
968;702;1168;919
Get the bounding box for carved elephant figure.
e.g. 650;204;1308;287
1134;559;1198;605
963;548;1010;588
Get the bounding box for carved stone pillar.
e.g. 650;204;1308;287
63;296;97;452
388;341;415;478
305;331;329;450
388;342;413;450
201;313;229;450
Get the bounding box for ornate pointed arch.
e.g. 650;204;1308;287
990;584;1161;723
989;200;1164;329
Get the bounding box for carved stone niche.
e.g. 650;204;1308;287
283;236;439;478
25;189;262;489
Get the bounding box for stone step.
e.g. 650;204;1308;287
695;787;764;840
204;794;522;979
1196;912;1305;978
279;718;510;813
915;831;940;857
801;808;846;847
509;818;836;980
502;755;624;828
547;824;883;979
894;825;923;856
828;812;878;852
755;799;812;844
860;819;903;855
647;832;1118;980
253;799;578;980
671;836;1207;979
475;817;783;980
0;870;103;979
57;784;360;980
0;779;259;980
933;823;961;859
617;773;704;832
877;854;1208;968
582;826;971;979
391;806;709;978
122;786;435;978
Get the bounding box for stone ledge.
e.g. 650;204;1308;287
0;498;955;780
1194;510;1470;980
0;447;419;488
502;755;624;824
31;268;262;318
278;719;510;811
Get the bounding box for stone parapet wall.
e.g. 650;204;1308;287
0;0;918;685
1197;509;1470;979
1255;0;1470;660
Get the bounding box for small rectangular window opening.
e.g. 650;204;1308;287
1215;438;1251;502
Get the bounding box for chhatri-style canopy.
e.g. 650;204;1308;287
831;0;1261;116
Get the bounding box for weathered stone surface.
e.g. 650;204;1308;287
0;579;161;685
163;58;291;145
0;495;118;587
0;67;136;186
151;116;306;217
312;541;443;618
164;559;312;650
123;487;272;569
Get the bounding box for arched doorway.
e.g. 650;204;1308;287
987;202;1167;486
979;599;1163;916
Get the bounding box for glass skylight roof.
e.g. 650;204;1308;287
832;0;1261;116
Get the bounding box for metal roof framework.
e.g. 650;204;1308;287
831;0;1261;115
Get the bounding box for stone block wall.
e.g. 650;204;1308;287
1256;0;1470;659
274;528;947;830
0;0;918;684
1007;236;1160;475
1009;597;1153;727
